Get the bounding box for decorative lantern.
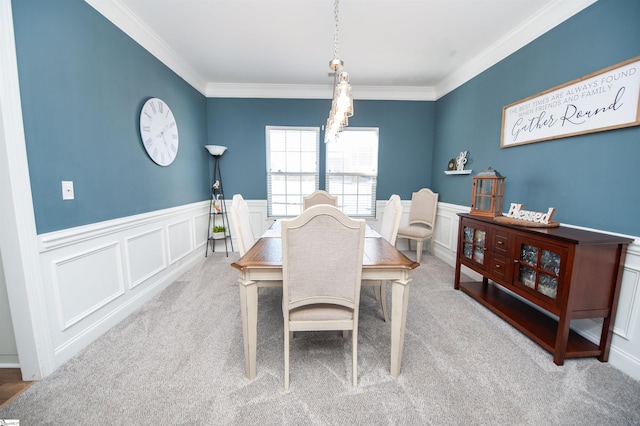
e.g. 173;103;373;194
470;167;505;218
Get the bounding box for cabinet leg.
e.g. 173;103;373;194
598;315;614;362
553;315;571;366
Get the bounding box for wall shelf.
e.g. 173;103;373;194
444;170;472;175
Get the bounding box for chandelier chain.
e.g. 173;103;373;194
325;0;352;144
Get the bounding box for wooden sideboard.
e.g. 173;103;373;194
454;213;631;365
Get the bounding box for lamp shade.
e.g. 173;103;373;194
205;145;227;156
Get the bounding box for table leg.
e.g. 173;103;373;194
390;277;411;377
238;277;259;379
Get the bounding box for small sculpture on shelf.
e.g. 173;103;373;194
212;194;222;213
456;151;468;171
444;150;472;175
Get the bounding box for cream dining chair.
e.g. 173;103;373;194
231;194;281;292
371;194;403;322
302;190;338;210
396;188;439;263
229;194;256;256
281;204;366;389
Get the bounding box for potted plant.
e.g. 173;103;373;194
212;225;226;239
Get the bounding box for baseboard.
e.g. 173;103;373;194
0;354;20;368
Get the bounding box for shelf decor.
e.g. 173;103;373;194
494;203;559;228
470;167;505;218
444;151;472;175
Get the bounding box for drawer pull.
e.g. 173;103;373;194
495;264;501;269
497;240;504;245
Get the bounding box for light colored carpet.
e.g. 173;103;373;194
2;252;639;425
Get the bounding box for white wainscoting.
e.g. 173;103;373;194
37;201;209;369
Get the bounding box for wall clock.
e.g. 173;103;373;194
139;97;179;166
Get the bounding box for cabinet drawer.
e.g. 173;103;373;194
493;232;509;255
491;254;507;280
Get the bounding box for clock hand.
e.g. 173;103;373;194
156;122;173;140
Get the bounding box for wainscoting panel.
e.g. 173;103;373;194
614;267;639;340
125;228;166;289
167;218;194;265
194;211;209;250
52;242;124;330
37;201;209;369
246;199;270;237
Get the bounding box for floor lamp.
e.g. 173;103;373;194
205;145;233;256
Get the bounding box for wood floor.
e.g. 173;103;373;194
0;369;33;410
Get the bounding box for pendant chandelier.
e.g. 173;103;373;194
325;0;353;144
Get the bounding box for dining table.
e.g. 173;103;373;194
231;220;420;380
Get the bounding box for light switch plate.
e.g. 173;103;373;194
62;181;74;200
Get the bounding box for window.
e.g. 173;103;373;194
266;126;319;217
326;128;379;217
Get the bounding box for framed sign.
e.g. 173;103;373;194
501;56;640;148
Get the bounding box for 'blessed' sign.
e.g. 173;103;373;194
506;203;556;225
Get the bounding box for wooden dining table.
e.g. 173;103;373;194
231;221;420;380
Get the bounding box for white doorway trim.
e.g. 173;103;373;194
0;0;55;380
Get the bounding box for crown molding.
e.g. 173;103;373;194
206;83;436;101
84;0;208;95
86;0;596;101
435;0;597;98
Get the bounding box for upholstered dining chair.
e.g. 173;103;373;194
372;194;403;322
302;190;338;210
281;204;366;389
396;188;439;263
229;194;256;256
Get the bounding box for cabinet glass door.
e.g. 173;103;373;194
462;223;487;269
515;240;563;300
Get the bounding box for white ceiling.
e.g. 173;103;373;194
86;0;595;100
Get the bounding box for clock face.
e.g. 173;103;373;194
139;98;179;166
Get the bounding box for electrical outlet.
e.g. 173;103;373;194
62;181;74;200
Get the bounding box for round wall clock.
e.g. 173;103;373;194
139;97;179;166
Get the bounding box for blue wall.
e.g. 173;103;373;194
207;98;435;201
12;0;210;234
433;0;640;236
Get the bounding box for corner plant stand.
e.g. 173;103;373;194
206;153;233;257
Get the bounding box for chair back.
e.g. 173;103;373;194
230;194;255;256
408;188;439;228
302;190;338;210
282;205;365;312
379;194;403;245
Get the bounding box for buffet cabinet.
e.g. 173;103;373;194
454;213;631;365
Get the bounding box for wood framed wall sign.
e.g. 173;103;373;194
501;56;640;148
